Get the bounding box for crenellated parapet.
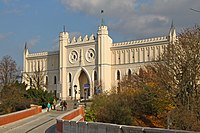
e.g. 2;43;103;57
113;36;168;47
27;51;59;58
69;34;96;44
27;52;48;57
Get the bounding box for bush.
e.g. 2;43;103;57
90;92;133;125
26;88;55;108
0;82;30;114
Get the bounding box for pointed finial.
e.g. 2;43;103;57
171;20;174;29
25;42;27;49
63;25;66;32
101;10;105;26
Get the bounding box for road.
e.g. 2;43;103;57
0;102;74;133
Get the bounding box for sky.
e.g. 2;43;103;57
0;0;200;69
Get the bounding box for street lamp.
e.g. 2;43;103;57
74;85;77;100
84;88;87;108
74;85;77;109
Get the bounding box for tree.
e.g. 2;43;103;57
153;26;200;109
90;92;133;125
152;25;200;130
0;82;30;114
26;88;55;108
119;66;172;127
88;66;172;128
23;65;47;90
0;55;17;86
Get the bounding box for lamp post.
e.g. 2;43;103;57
74;85;77;109
84;88;87;108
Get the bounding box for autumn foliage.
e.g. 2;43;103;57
88;26;200;131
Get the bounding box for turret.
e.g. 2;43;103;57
23;42;29;72
169;21;177;43
59;31;69;68
22;42;29;83
59;30;69;100
97;25;113;92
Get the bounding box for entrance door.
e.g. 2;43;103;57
78;70;89;99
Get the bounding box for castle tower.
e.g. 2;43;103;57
22;42;29;83
59;30;69;100
97;25;113;92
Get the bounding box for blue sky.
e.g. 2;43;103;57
0;0;200;69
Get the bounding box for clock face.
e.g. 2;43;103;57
86;48;95;62
69;50;78;64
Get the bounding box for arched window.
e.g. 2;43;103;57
69;73;72;82
30;78;32;87
38;61;40;70
94;71;97;81
128;69;131;79
117;70;120;80
54;76;57;84
46;76;48;85
69;87;71;96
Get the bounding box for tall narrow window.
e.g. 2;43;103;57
117;70;120;80
94;71;97;81
69;87;71;96
38;61;40;70
46;76;48;85
128;69;131;79
69;73;72;82
30;78;32;87
54;76;57;84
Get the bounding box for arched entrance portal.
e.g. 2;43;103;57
73;68;91;100
79;70;90;99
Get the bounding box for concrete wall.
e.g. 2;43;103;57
56;106;197;133
0;105;42;125
61;122;197;133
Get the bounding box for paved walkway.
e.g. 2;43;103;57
0;101;75;133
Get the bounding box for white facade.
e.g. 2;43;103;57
23;23;176;100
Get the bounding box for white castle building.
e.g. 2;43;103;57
23;23;176;100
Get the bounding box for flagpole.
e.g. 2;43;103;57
101;10;104;26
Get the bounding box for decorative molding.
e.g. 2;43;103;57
112;36;168;47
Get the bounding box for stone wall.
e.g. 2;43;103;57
56;106;85;133
56;106;197;133
61;121;197;133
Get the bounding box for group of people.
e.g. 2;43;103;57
60;100;67;111
46;99;67;112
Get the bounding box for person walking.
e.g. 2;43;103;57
60;100;63;111
63;100;67;111
47;102;51;112
53;99;57;110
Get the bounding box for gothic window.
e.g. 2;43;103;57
38;61;40;70
94;71;97;81
69;87;72;96
128;69;131;79
117;70;120;80
30;78;32;87
46;76;48;85
54;76;57;84
69;73;72;82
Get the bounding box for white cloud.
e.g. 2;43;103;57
1;0;20;4
60;0;200;40
1;0;29;15
27;36;40;48
0;32;14;41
